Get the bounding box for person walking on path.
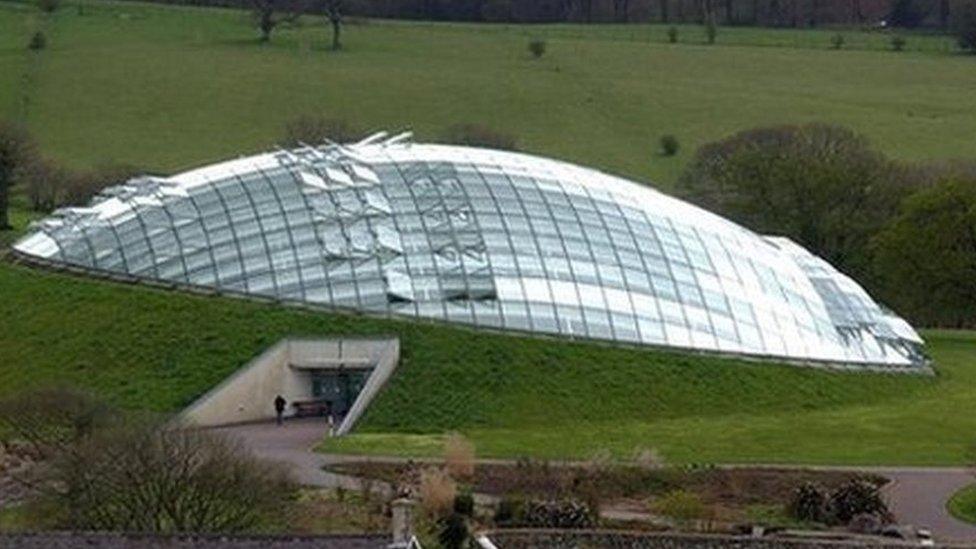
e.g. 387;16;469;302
274;394;286;426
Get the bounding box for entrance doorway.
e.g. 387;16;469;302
310;370;369;418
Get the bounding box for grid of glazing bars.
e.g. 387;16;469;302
16;142;925;369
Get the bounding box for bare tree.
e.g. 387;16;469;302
320;0;344;50
0;387;113;459
0;120;36;231
48;424;296;533
0;388;297;533
851;0;864;23
249;0;305;43
23;157;67;213
613;0;630;22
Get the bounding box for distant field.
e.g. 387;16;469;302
1;1;974;187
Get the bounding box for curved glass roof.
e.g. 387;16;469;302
14;135;926;370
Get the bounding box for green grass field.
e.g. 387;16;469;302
1;1;975;186
1;256;975;466
949;485;976;525
331;329;976;466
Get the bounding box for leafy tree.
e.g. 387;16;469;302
872;176;976;327
952;0;976;53
677;124;910;282
0;120;37;230
249;0;305;43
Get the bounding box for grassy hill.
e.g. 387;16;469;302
1;258;974;466
1;1;975;186
2;0;976;466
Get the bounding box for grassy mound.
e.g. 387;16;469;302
948;485;976;525
2;260;975;465
333;329;976;465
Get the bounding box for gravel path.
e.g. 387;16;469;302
214;419;976;543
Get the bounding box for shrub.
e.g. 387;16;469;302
825;479;890;525
667;26;678;43
831;33;845;49
37;0;60;12
453;491;475;517
528;39;546;58
418;467;457;518
633;447;665;470
523;500;594;529
704;19;717;45
848;512;884;535
282;114;359;147
0;387;115;458
444;432;475;480
443;123;518;151
659;135;679;157
27;31;46;51
493;497;522;525
438;512;468;549
890;35;907;51
788;482;826;523
952;0;976;53
652;489;711;525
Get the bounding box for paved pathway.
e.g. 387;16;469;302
879;467;976;542
214;419;976;543
212;419;374;492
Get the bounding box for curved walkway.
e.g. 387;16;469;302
213;419;976;543
878;467;976;542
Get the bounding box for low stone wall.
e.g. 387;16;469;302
0;533;388;549
478;529;953;548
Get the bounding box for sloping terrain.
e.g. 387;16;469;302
2;261;972;465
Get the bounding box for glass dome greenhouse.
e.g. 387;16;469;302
14;134;926;370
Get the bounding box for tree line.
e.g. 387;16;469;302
349;0;951;27
131;0;964;28
677;123;976;329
